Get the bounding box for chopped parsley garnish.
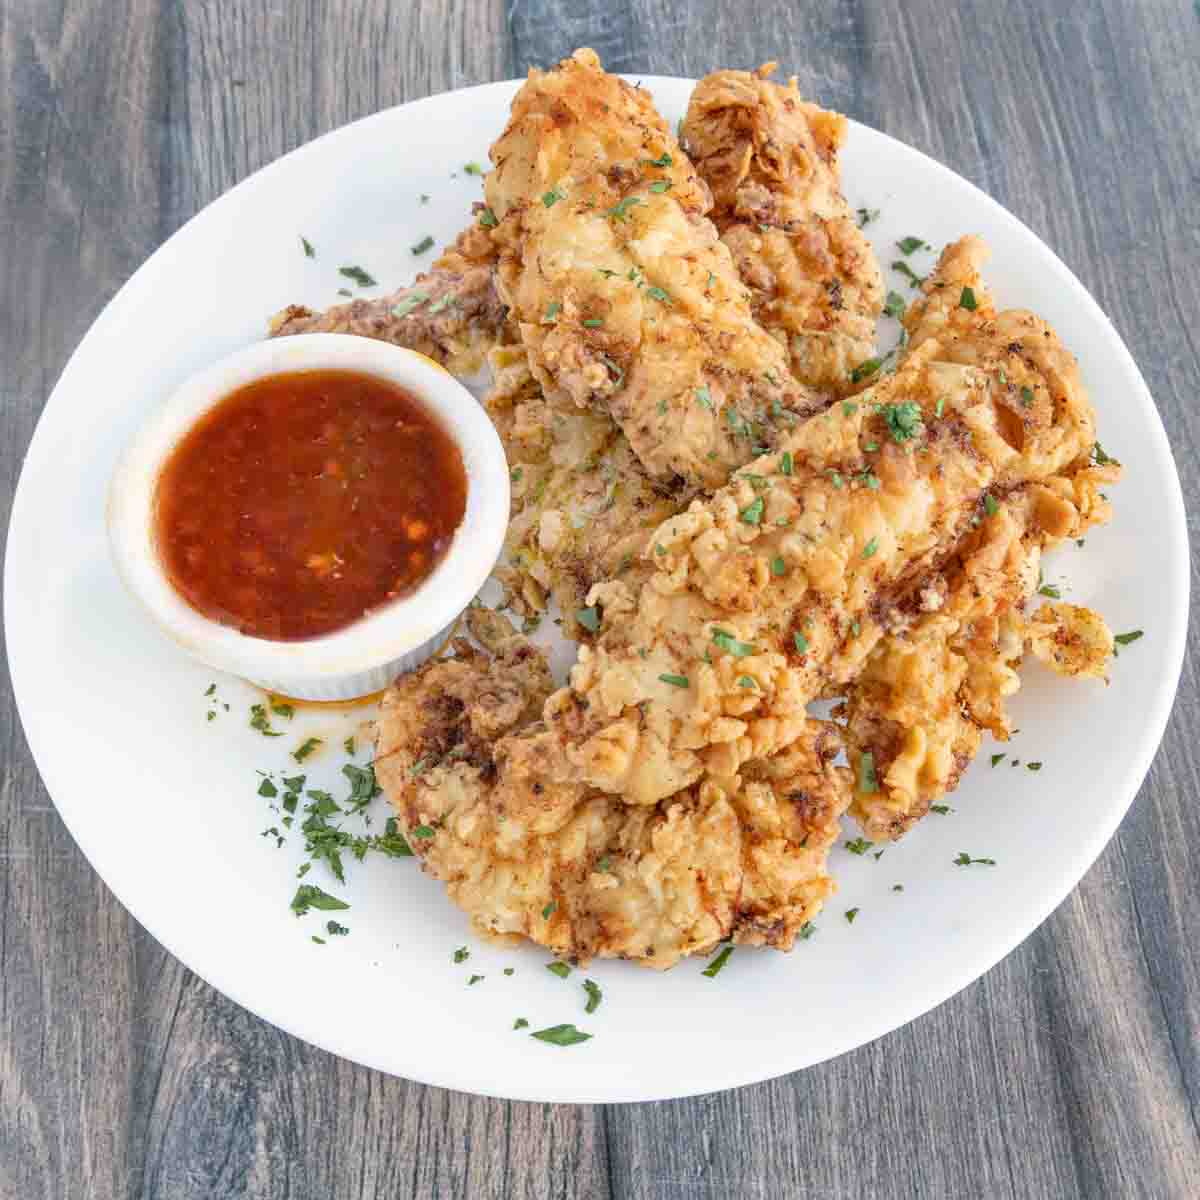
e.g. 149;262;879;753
544;301;561;322
883;290;906;319
712;629;757;657
781;451;793;476
419;193;430;203
892;260;925;288
954;852;997;866
391;292;429;318
204;683;216;696
1038;579;1062;599
311;936;325;945
701;945;734;978
478;207;498;228
531;1023;591;1046
893;884;904;893
338;265;376;288
270;700;294;719
1020;386;1035;407
896;236;929;254
599;354;625;387
583;979;603;1013
326;921;349;936
645;285;673;305
411;825;436;839
300;236;315;258
770;556;787;577
341;763;381;814
856;207;880;227
984;493;1000;516
845;837;873;856
931;804;952;814
453;946;470;963
1114;630;1144;646
464;161;484;175
798;921;816;940
258;777;278;798
793;631;809;654
582;317;604;328
468;975;484;986
576;606;602;633
546;961;572;979
249;704;284;736
290;884;349;916
1027;762;1043;771
292;737;322;762
658;673;689;689
935;397;946;418
849;357;882;384
606;196;642;221
542;901;558;920
649;180;673;193
542;187;563;207
503;967;514;976
858;751;879;794
830;471;844;489
845;908;860;924
344;737;356;755
1091;442;1120;466
372;818;413;857
410;235;434;255
739;497;765;525
959;286;978;311
862;537;879;559
991;754;1005;767
696;386;713;409
738;675;756;689
645;151;673;167
885;401;924;443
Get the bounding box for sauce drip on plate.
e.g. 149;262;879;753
155;369;466;641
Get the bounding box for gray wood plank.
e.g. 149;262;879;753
2;1;1198;1198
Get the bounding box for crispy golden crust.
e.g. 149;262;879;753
682;65;884;396
374;609;849;967
269;225;504;374
484;48;826;489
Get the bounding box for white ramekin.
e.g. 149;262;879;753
107;334;509;700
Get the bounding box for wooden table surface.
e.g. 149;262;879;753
2;2;1198;1196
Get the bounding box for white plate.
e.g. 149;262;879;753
5;77;1188;1104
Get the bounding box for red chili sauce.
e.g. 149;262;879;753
155;369;466;641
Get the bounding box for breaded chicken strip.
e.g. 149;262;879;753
270;224;504;375
682;64;884;396
837;239;1119;838
374;608;849;967
484;48;824;489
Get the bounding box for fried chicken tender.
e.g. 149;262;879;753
837;239;1120;838
374;608;849;966
484;48;825;489
269;224;504;374
682;64;884;395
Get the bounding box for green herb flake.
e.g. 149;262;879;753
645;285;673;305
576;606;602;633
1114;630;1144;646
695;385;713;409
649;179;672;193
338;265;376;288
411;825;436;840
582;979;603;1013
701;945;734;978
954;852;997;866
311;936;326;945
959;286;978;311
583;318;604;329
300;236;315;258
713;629;758;658
862;537;879;559
780;451;794;476
931;804;952;814
343;737;356;756
893;884;904;893
606;196;642;221
845;837;873;856
464;161;484;175
257;777;278;798
897;236;929;255
453;946;470;963
466;974;483;986
391;292;430;318
478;207;498;228
935;398;946;418
546;961;572;979
292;737;322;763
885;401;924;443
410;235;434;255
850;357;882;384
845;907;860;924
857;207;880;227
326;921;348;936
1027;762;1043;771
892;260;925;288
739;497;765;525
658;673;689;689
542;187;563;207
770;556;787;577
542;901;558;920
544;301;561;323
793;631;810;655
858;751;879;794
991;754;1005;767
983;493;1000;516
738;675;757;689
531;1023;591;1046
290;884;350;916
883;290;907;319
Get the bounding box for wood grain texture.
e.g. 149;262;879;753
1;1;1197;1197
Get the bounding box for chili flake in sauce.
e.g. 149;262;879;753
155;369;466;640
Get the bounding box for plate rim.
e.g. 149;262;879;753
5;74;1190;1103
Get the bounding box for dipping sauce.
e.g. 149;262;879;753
155;369;466;641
